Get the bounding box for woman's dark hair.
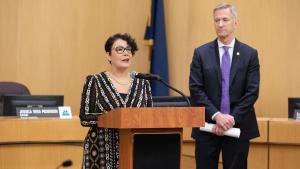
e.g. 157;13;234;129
105;33;138;55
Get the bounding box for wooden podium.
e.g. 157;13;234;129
98;107;204;169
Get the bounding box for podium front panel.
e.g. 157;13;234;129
119;128;182;169
133;133;180;169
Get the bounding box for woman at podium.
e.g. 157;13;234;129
79;33;153;169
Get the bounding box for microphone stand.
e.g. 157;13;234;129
55;165;62;169
131;72;191;106
158;79;191;107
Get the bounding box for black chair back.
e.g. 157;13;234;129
152;96;190;107
0;82;30;115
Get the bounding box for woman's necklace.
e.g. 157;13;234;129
108;72;132;85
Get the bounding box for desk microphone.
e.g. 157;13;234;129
55;160;73;169
132;72;161;80
131;72;191;106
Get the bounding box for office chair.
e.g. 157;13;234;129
0;82;30;115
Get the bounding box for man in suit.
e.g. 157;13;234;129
189;3;260;169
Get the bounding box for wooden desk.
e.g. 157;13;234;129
248;118;269;169
3;116;300;169
268;118;300;169
0;116;88;169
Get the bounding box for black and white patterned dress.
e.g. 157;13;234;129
79;71;152;169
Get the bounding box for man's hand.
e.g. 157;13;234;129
212;124;226;136
214;113;235;131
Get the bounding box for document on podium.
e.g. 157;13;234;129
199;123;241;138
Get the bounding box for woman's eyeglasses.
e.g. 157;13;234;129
113;46;132;54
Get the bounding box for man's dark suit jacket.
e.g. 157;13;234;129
189;39;260;140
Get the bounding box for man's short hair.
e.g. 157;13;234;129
213;3;237;19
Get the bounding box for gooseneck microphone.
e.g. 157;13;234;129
55;160;73;169
131;72;191;106
133;72;161;80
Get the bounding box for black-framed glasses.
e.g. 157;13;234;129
113;46;132;54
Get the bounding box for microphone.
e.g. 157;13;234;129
131;71;191;106
55;160;73;169
130;72;161;80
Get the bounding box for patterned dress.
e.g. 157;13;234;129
79;71;152;169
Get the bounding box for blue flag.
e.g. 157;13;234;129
144;0;169;96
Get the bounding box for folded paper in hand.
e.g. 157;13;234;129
199;123;241;138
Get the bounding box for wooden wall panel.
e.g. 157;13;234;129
0;0;18;80
269;145;300;169
0;144;83;169
269;118;300;144
164;0;300;118
0;0;151;114
248;144;268;169
0;116;88;169
268;118;300;169
1;0;300;118
182;155;196;169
